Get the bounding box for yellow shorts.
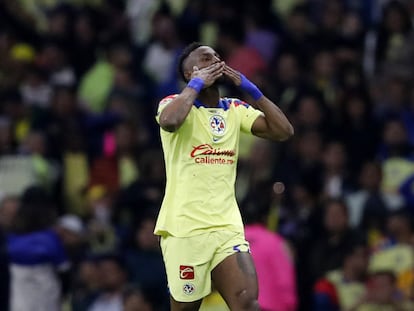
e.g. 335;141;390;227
160;230;250;302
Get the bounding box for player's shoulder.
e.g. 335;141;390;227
221;97;250;110
159;94;179;106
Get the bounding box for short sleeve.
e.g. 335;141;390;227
234;100;263;134
155;94;178;124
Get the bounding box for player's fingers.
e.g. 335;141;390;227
199;65;216;75
206;61;225;72
208;71;223;82
223;68;236;76
223;66;236;76
208;66;224;78
224;69;238;79
225;64;235;71
212;71;223;79
225;69;238;78
224;64;232;70
225;65;240;75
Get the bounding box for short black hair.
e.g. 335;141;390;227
343;240;367;260
178;42;203;82
13;186;56;233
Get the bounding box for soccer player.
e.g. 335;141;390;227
155;42;294;311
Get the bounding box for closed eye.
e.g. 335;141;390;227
202;56;212;62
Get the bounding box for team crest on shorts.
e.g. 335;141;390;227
209;115;226;136
183;283;195;295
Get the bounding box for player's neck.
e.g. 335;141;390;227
198;86;220;108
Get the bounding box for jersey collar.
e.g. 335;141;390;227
194;98;228;110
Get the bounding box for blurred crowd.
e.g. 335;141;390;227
1;0;414;310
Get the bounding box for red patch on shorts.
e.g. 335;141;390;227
179;265;194;280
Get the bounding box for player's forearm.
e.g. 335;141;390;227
254;96;294;141
237;73;293;140
159;79;203;132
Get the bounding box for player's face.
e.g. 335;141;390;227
185;46;225;84
191;46;221;70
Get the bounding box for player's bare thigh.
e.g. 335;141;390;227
211;252;259;311
170;296;202;311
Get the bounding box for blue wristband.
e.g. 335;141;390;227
187;77;204;93
240;74;263;100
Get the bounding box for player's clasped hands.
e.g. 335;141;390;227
191;62;225;88
191;62;244;88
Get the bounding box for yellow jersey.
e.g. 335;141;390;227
154;95;262;237
326;270;366;310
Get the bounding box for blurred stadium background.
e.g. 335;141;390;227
1;0;414;310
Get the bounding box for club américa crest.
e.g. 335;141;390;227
183;283;195;295
209;115;226;136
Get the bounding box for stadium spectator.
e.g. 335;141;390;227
216;19;266;80
143;9;182;99
346;161;401;238
71;256;101;311
7;186;69;311
320;141;352;199
346;271;414;311
306;199;362;301
2;0;414;310
369;210;414;299
87;254;127;311
378;119;414;199
337;93;379;174
313;242;368;311
122;285;157;311
124;210;168;308
270;52;307;112
56;214;86;265
0;195;19;232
